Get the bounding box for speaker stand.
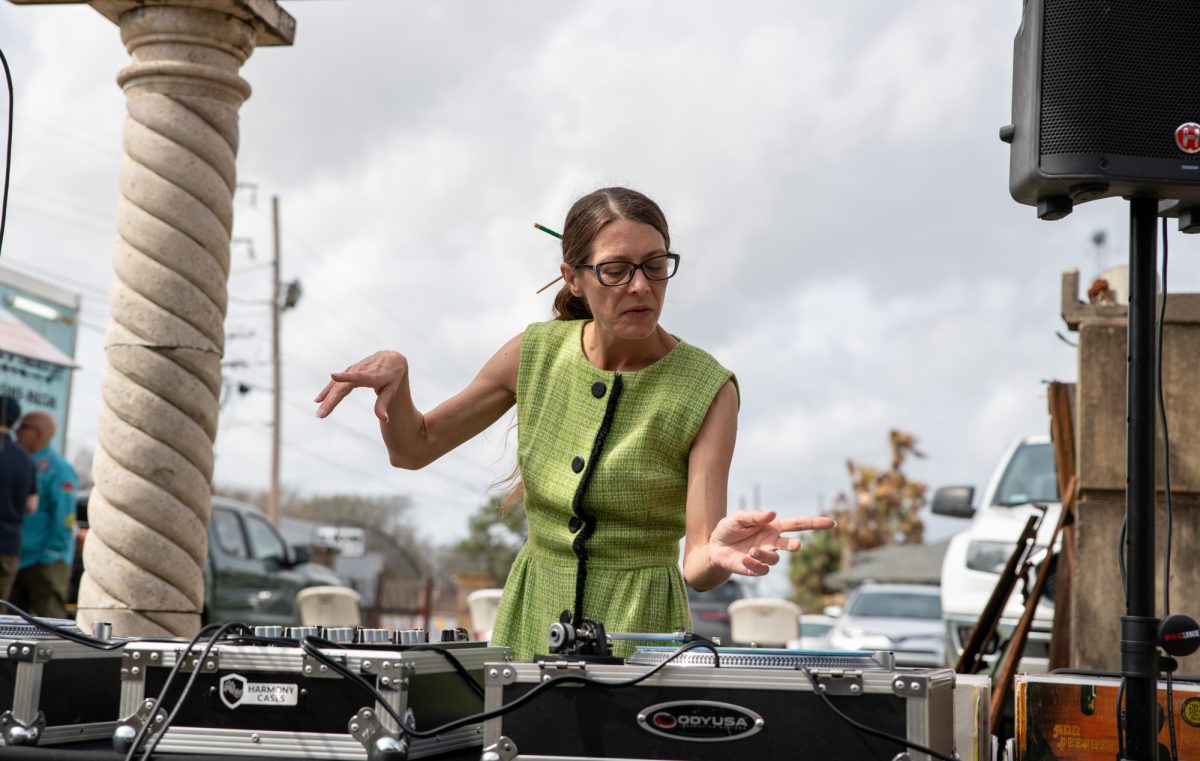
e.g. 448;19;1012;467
1120;196;1160;761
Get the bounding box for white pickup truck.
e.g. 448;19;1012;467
932;435;1060;670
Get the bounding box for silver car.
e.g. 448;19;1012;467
827;582;945;667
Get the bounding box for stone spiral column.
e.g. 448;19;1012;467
75;5;258;637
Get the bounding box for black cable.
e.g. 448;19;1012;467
0;45;12;261
228;634;487;699
301;636;720;740
1117;514;1130;756
121;622;225;761
407;639;722;739
1158;216;1173;617
135;622;249;761
299;635;407;723
1159;217;1178;760
1115;220;1175;760
1117;509;1130;752
683;632;722;655
798;667;955;761
1118;517;1128;598
0;600;125;650
406;644;485;698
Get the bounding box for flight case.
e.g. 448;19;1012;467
118;638;510;759
482;648;957;761
0;617;124;746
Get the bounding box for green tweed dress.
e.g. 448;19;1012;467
489;319;735;660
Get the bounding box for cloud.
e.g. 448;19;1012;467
1;0;1192;564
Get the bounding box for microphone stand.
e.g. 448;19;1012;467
1120;197;1160;760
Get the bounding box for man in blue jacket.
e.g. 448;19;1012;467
13;411;77;618
0;396;37;602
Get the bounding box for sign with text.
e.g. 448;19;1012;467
313;526;366;558
0;269;80;454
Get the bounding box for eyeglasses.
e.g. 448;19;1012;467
574;253;680;287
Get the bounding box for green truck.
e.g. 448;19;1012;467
72;494;344;625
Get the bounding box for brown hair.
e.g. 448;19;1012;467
551;187;671;320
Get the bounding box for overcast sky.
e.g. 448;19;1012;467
2;1;1197;597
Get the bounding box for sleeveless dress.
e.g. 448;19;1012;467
489;319;735;660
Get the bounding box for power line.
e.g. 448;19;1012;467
277;436;481;512
16;113;123;160
9;198;114;237
222;233;478;386
228;294;271;306
220;367;493;497
3;258;111;301
280;394;489;494
18;185;117;226
231;262;272;275
283;232;473;377
219;419;271;431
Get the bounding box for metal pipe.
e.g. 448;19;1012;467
1120;196;1160;760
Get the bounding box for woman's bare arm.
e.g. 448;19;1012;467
315;333;522;469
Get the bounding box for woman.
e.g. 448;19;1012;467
315;187;834;659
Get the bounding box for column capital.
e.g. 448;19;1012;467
8;0;295;46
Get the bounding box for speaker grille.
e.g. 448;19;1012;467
1041;0;1200;159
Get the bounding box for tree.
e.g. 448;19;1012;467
829;429;927;567
788;525;842;612
788;428;928;603
450;494;527;584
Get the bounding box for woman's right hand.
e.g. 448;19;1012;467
314;350;409;422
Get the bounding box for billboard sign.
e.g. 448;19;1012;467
0;267;81;453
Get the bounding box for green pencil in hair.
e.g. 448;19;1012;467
533;222;564;293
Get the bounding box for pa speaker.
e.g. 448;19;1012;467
1002;0;1200;220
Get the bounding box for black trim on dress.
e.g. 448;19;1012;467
568;372;623;628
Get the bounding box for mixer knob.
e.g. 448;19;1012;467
285;626;320;640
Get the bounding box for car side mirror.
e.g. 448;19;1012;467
823;605;843;618
290;545;312;567
931;485;976;519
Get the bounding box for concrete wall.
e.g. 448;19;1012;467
1066;272;1200;672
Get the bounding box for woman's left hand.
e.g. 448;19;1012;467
708;510;836;577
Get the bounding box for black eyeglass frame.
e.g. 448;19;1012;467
573;252;681;287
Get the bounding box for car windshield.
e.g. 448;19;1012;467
995;442;1059;506
847;591;942;620
244;513;288;562
800;621;833;636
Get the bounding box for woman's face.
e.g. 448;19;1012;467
562;219;669;341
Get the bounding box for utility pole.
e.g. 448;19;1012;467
268;195;282;525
